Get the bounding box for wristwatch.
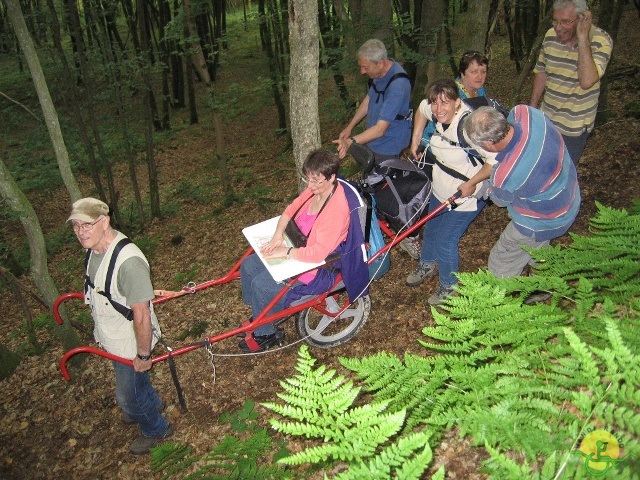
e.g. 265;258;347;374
137;353;152;361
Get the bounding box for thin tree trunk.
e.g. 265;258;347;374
595;0;624;127
5;0;82;202
45;0;106;201
137;0;161;217
0;157;79;351
289;0;321;191
184;0;233;199
259;0;287;131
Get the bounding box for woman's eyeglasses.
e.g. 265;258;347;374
302;176;327;185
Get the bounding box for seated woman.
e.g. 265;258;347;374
406;79;496;305
239;150;354;352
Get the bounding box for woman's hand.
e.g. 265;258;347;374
260;233;285;255
262;245;289;259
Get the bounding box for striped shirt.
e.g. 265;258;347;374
491;106;581;241
533;26;612;136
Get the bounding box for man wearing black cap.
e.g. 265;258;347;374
68;198;172;455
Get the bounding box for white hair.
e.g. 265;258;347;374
553;0;588;14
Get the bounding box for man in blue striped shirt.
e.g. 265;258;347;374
464;105;581;278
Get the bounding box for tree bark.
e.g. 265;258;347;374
288;0;321;191
0;157;79;352
414;0;446;105
5;0;82;202
465;0;492;52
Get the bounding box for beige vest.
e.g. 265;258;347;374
85;231;161;358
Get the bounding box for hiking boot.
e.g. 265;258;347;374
238;328;285;353
427;285;456;306
122;400;165;425
399;236;421;260
129;423;174;455
523;291;552;305
406;263;437;286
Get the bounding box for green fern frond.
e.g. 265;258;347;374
331;430;435;480
150;442;198;479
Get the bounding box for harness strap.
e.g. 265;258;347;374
84;238;135;321
368;72;412;120
433;157;471;182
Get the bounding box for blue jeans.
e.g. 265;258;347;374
420;194;486;288
113;361;168;437
562;130;588;166
240;254;288;336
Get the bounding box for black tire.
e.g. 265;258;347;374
295;293;371;348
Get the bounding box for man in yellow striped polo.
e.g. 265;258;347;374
529;0;612;165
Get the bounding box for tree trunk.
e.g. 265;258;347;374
5;0;82;202
184;0;234;200
259;0;287;131
289;0;321;191
465;0;492;52
594;0;624;127
414;0;446;105
45;0;106;202
137;0;161;218
0;157;79;352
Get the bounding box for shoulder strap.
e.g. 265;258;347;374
368;72;410;104
432;157;471;182
104;238;133;301
86;238;136;321
456;111;484;167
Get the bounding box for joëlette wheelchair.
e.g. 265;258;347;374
54;178;460;410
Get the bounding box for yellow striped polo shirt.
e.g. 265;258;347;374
533;26;612;136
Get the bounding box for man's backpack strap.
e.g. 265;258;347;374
84;238;135;321
368;72;412;119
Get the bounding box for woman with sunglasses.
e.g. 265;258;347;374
238;150;353;352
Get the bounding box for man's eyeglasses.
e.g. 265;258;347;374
302;176;327;185
551;18;578;27
72;217;103;232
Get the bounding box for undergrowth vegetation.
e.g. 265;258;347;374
151;203;640;478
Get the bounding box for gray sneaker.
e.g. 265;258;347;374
129;423;173;455
406;263;437;286
427;285;456;306
399;236;421;260
122;400;165;425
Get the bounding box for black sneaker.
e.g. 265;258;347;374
129;423;173;455
238;329;285;353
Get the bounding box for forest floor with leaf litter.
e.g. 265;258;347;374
1;9;640;480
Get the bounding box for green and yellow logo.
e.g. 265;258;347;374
572;429;632;476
